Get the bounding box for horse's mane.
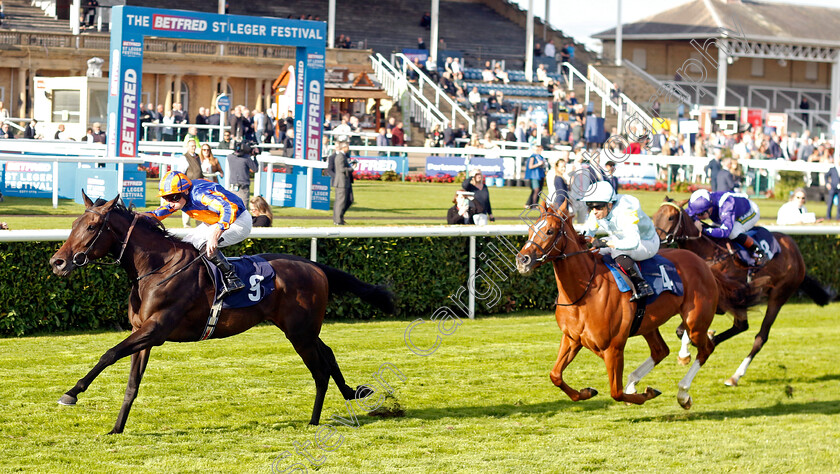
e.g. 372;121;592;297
93;198;181;243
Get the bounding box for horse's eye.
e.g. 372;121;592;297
546;229;554;235
668;215;676;221
87;224;96;231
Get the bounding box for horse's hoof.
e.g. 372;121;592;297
580;387;598;399
644;387;662;400
724;377;739;387
107;428;123;435
677;355;691;366
57;394;77;406
677;391;692;410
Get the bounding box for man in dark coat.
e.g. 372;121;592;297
704;149;723;192
332;142;354;225
825;155;840;220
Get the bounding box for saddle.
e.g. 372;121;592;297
730;227;781;266
602;254;684;303
202;255;276;308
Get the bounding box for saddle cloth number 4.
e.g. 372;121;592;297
658;265;674;291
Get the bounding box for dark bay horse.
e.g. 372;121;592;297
49;193;394;433
653;197;831;386
515;201;730;409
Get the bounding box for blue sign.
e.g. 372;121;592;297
353;155;409;176
425;156;504;177
2;161;53;198
532;107;548;126
261;166;330;211
73;168;146;208
215;94;231;113
108;6;325;164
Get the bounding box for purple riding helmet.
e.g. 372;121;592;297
686;189;713;217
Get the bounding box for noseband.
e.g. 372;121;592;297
656;201;702;245
72;208;140;268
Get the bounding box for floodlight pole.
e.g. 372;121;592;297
328;0;336;49
616;0;623;67
71;0;81;35
525;0;534;82
430;0;440;68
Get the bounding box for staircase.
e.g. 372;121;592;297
2;0;71;32
370;53;447;137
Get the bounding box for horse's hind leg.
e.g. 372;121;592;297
726;297;786;387
624;329;669;395
290;338;331;425
110;348;151;435
316;339;359;400
550;334;597;401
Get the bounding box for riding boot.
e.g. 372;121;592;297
734;234;766;266
615;255;654;302
205;249;245;298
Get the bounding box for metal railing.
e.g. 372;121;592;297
394;53;475;134
370;53;446;134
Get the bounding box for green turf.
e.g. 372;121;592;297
1;303;838;472
0;179;791;230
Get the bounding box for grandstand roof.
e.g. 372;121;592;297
593;0;840;47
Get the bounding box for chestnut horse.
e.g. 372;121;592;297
49;194;394;433
516;201;731;409
653;197;831;386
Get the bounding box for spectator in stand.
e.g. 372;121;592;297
481;61;495;83
82;127;94;143
777;188;819;225
419;11;431;29
525;145;547;208
23;119;38;139
705;148;723;192
429;123;444;148
462;168;494;225
183;126;200;149
565;91;579;107
91;122;106;144
443;57;454;76
172;102;188;140
84;0;98;29
162;110;175;141
799;97;810;123
417;37;426;50
544;39;556;59
514;120;527;143
151;104;164;141
825;155;840;220
390;122;405;147
54;124;72;140
560;43;571;65
534;42;542;58
716;158;737;193
609;82;621;105
139;103;153;139
218;130;233;149
199;144;223;183
337;34;346;48
249;196;273;227
444;122;456;147
496;91;509;113
484;121;501;142
503;122;516;142
253;108;269;143
798;136;815;162
425;56;439;83
281;125;294;157
376;127;389;155
456;123;469;147
438;37;447;50
0;100;8;122
547;156;569;207
195;107;208;142
0;122;13;139
493;64;510;84
536;63;549;85
451;57;462;76
604;161;619;191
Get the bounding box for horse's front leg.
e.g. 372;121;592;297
605;346;661;405
109;347;151;435
550;334;597;401
59;319;168;408
624;329;669;395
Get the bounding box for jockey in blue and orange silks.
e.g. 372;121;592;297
686;189;766;266
148;170;252;296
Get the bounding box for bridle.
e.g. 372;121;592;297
522;209;597;306
656;201;737;264
71;207;140;268
656;201;703;245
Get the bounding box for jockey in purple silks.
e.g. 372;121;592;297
686;189;767;266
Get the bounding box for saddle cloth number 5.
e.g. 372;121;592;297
658;265;674;291
248;275;265;302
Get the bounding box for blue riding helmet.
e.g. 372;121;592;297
686;189;713;217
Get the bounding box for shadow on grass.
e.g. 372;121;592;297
393;398;614;422
628;399;840;423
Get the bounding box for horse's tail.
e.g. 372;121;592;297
800;274;833;306
311;261;396;314
711;267;759;313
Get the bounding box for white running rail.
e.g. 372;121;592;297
394;53;474;134
370;53;446;134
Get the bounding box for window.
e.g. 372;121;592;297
88;89;108;126
632;48;647;70
179;81;190;115
751;58;764;77
52;90;81;123
805;62;818;80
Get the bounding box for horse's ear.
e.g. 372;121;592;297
103;194;120;210
82;190;94;208
558;197;570;214
664;195;673;202
676;199;689;208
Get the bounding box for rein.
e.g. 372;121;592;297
657;201;737;265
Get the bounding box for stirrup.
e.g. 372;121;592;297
631;281;654;302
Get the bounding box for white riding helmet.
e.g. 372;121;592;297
580;181;617;204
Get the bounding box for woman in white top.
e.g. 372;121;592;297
776;188;820;225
